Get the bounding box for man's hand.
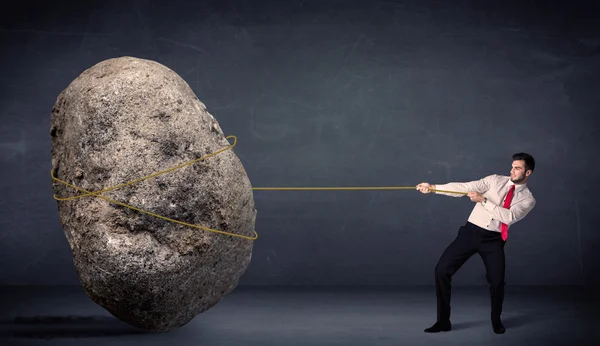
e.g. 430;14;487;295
467;191;485;203
416;182;434;194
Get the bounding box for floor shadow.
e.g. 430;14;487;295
0;315;151;339
502;314;538;328
451;314;536;331
451;320;487;330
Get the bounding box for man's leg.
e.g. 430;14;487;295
478;235;506;334
425;224;477;332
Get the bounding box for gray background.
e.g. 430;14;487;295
1;0;599;287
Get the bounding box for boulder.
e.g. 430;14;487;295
50;56;256;331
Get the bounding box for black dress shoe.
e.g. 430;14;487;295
492;320;505;334
424;321;451;333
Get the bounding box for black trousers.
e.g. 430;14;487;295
435;221;506;323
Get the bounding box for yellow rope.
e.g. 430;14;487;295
51;135;466;241
254;186;465;193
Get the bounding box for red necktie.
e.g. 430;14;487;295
500;185;515;241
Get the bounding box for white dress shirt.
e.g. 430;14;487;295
434;174;536;232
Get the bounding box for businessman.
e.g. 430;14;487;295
416;153;536;334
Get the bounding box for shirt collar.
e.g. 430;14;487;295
508;179;527;192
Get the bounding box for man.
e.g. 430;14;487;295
416;153;536;334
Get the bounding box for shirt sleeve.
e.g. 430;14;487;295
434;174;495;197
483;195;536;226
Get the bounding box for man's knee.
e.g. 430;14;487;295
435;262;453;278
486;272;506;287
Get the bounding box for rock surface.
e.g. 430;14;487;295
50;56;256;331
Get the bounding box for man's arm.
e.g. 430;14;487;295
433;174;496;197
482;196;536;226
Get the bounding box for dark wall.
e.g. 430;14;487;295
1;0;599;286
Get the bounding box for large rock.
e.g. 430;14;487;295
50;56;257;331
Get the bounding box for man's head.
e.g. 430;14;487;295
510;152;535;184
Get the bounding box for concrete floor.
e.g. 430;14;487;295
1;285;598;346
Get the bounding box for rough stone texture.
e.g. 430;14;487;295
49;56;256;331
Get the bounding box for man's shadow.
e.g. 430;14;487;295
0;315;151;339
452;314;535;331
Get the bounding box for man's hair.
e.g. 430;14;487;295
512;152;535;172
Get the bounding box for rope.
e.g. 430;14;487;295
253;186;465;193
51;135;466;241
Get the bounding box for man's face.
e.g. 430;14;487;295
510;160;529;184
